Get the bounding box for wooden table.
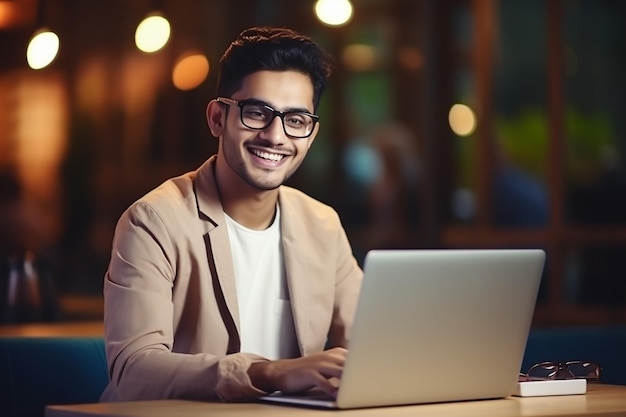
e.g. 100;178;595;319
46;384;626;417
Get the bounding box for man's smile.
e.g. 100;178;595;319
248;146;290;165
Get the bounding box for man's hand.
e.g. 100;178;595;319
248;347;347;396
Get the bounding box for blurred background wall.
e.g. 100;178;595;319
0;0;625;326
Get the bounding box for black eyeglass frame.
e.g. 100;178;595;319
519;360;602;382
215;96;319;139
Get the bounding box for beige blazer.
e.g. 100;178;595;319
100;156;363;402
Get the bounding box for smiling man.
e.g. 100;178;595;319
100;27;363;403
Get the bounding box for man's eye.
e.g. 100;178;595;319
243;106;268;120
285;114;307;127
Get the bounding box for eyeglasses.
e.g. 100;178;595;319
519;361;601;382
216;97;319;139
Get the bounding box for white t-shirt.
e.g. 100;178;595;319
224;205;299;360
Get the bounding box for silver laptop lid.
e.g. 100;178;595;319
336;249;545;409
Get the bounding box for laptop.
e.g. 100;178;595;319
260;248;545;409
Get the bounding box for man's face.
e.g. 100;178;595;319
218;70;318;191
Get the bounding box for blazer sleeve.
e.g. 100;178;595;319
102;201;266;402
327;219;363;348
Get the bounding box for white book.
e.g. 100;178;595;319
513;379;587;397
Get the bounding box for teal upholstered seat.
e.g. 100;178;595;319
522;326;626;385
0;337;108;417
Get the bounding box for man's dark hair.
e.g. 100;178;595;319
216;26;333;111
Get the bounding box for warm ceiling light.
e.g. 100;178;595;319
135;13;171;53
172;52;210;91
314;0;353;26
449;104;477;137
26;28;59;70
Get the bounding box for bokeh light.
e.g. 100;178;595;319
314;0;353;26
26;29;60;70
448;104;477;136
135;14;171;53
342;44;376;72
172;52;210;91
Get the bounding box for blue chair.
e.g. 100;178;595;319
522;326;626;385
0;336;108;417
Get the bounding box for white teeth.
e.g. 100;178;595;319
251;149;284;162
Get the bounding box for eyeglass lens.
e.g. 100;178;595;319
526;361;600;381
240;103;315;138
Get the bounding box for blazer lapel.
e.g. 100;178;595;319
195;157;241;353
279;191;311;356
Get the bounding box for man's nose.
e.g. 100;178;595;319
260;115;287;144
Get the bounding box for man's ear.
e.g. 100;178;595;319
206;100;225;138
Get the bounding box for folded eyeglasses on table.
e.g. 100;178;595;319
519;360;601;382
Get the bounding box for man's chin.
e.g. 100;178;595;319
238;162;299;191
250;181;283;191
243;174;284;191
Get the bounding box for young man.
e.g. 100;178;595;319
100;27;363;402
